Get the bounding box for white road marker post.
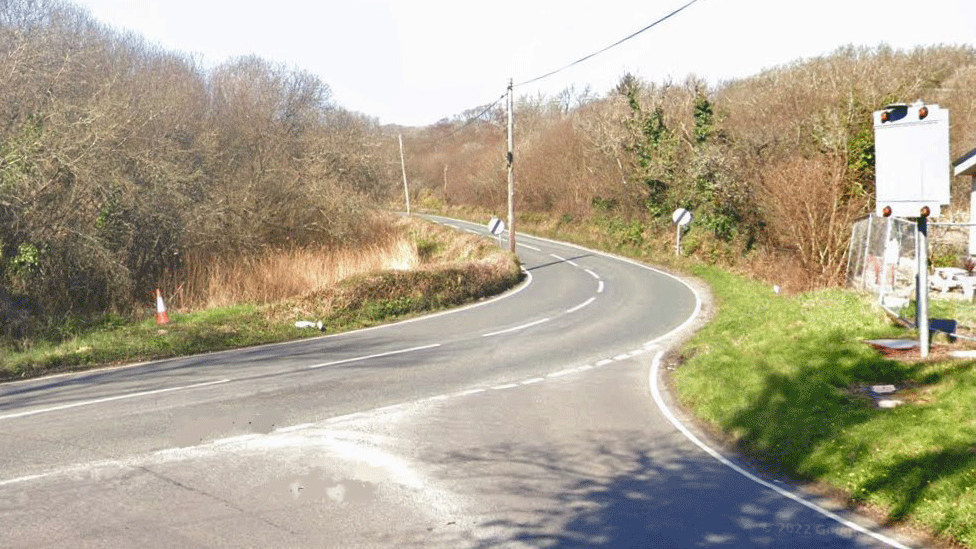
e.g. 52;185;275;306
672;208;693;256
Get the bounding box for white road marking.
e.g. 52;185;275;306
308;344;442;369
517;243;542;252
520;378;545;385
550;253;580;267
276;422;315;433
649;351;911;549
481;318;550;338
566;297;596;314
596;359;614;367
598;280;605;293
457;388;487;397
0;379;231;421
546;368;578;378
584;269;600;280
491;383;519;390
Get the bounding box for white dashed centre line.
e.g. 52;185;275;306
308;344;442;370
482;318;550;338
566;297;596;314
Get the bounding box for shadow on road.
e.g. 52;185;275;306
428;432;889;548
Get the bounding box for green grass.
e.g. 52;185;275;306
427;206;976;546
0;232;523;382
674;266;976;546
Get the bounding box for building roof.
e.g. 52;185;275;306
955;147;976;176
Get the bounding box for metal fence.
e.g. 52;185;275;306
847;214;974;308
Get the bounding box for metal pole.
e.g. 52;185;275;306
917;216;929;358
399;134;410;215
506;78;516;254
859;214;874;290
879;216;893;303
676;225;681;256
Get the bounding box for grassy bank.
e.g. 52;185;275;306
673;267;976;547
427;205;976;547
0;218;522;381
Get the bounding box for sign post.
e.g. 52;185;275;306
873;101;950;358
488;216;506;248
672;208;693;256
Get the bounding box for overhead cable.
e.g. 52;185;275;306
428;92;507;142
514;0;703;88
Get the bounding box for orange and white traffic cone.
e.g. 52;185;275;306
155;288;170;325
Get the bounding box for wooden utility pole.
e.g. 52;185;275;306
398;133;410;215
506;78;515;253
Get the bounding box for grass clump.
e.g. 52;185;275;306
0;218;522;382
673;266;976;547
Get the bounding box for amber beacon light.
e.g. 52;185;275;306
919;105;929;120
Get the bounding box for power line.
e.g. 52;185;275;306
449;93;507;133
424;92;507;145
514;0;703;89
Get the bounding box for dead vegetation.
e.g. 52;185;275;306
405;44;976;293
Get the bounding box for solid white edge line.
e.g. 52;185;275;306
308;344;442;370
481;318;550;338
2;246;535;391
517;243;542;252
566;297;596;314
488;221;911;549
649;351;912;549
0;379;231;421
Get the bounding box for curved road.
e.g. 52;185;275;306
0;216;916;548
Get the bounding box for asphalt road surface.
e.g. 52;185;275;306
0;216;918;548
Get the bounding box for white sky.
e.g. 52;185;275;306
70;0;976;127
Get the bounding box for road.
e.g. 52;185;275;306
0;216;917;548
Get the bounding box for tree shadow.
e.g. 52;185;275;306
426;434;890;548
719;327;975;540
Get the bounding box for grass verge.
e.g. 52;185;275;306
674;266;976;547
428;205;976;547
0;218;522;382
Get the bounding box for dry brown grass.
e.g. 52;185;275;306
163;215;511;312
164;216;419;310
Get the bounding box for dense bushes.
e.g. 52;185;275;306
0;0;395;321
404;44;976;290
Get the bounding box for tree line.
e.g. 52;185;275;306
0;0;396;321
404;44;976;290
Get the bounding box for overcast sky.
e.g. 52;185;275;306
70;0;976;127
